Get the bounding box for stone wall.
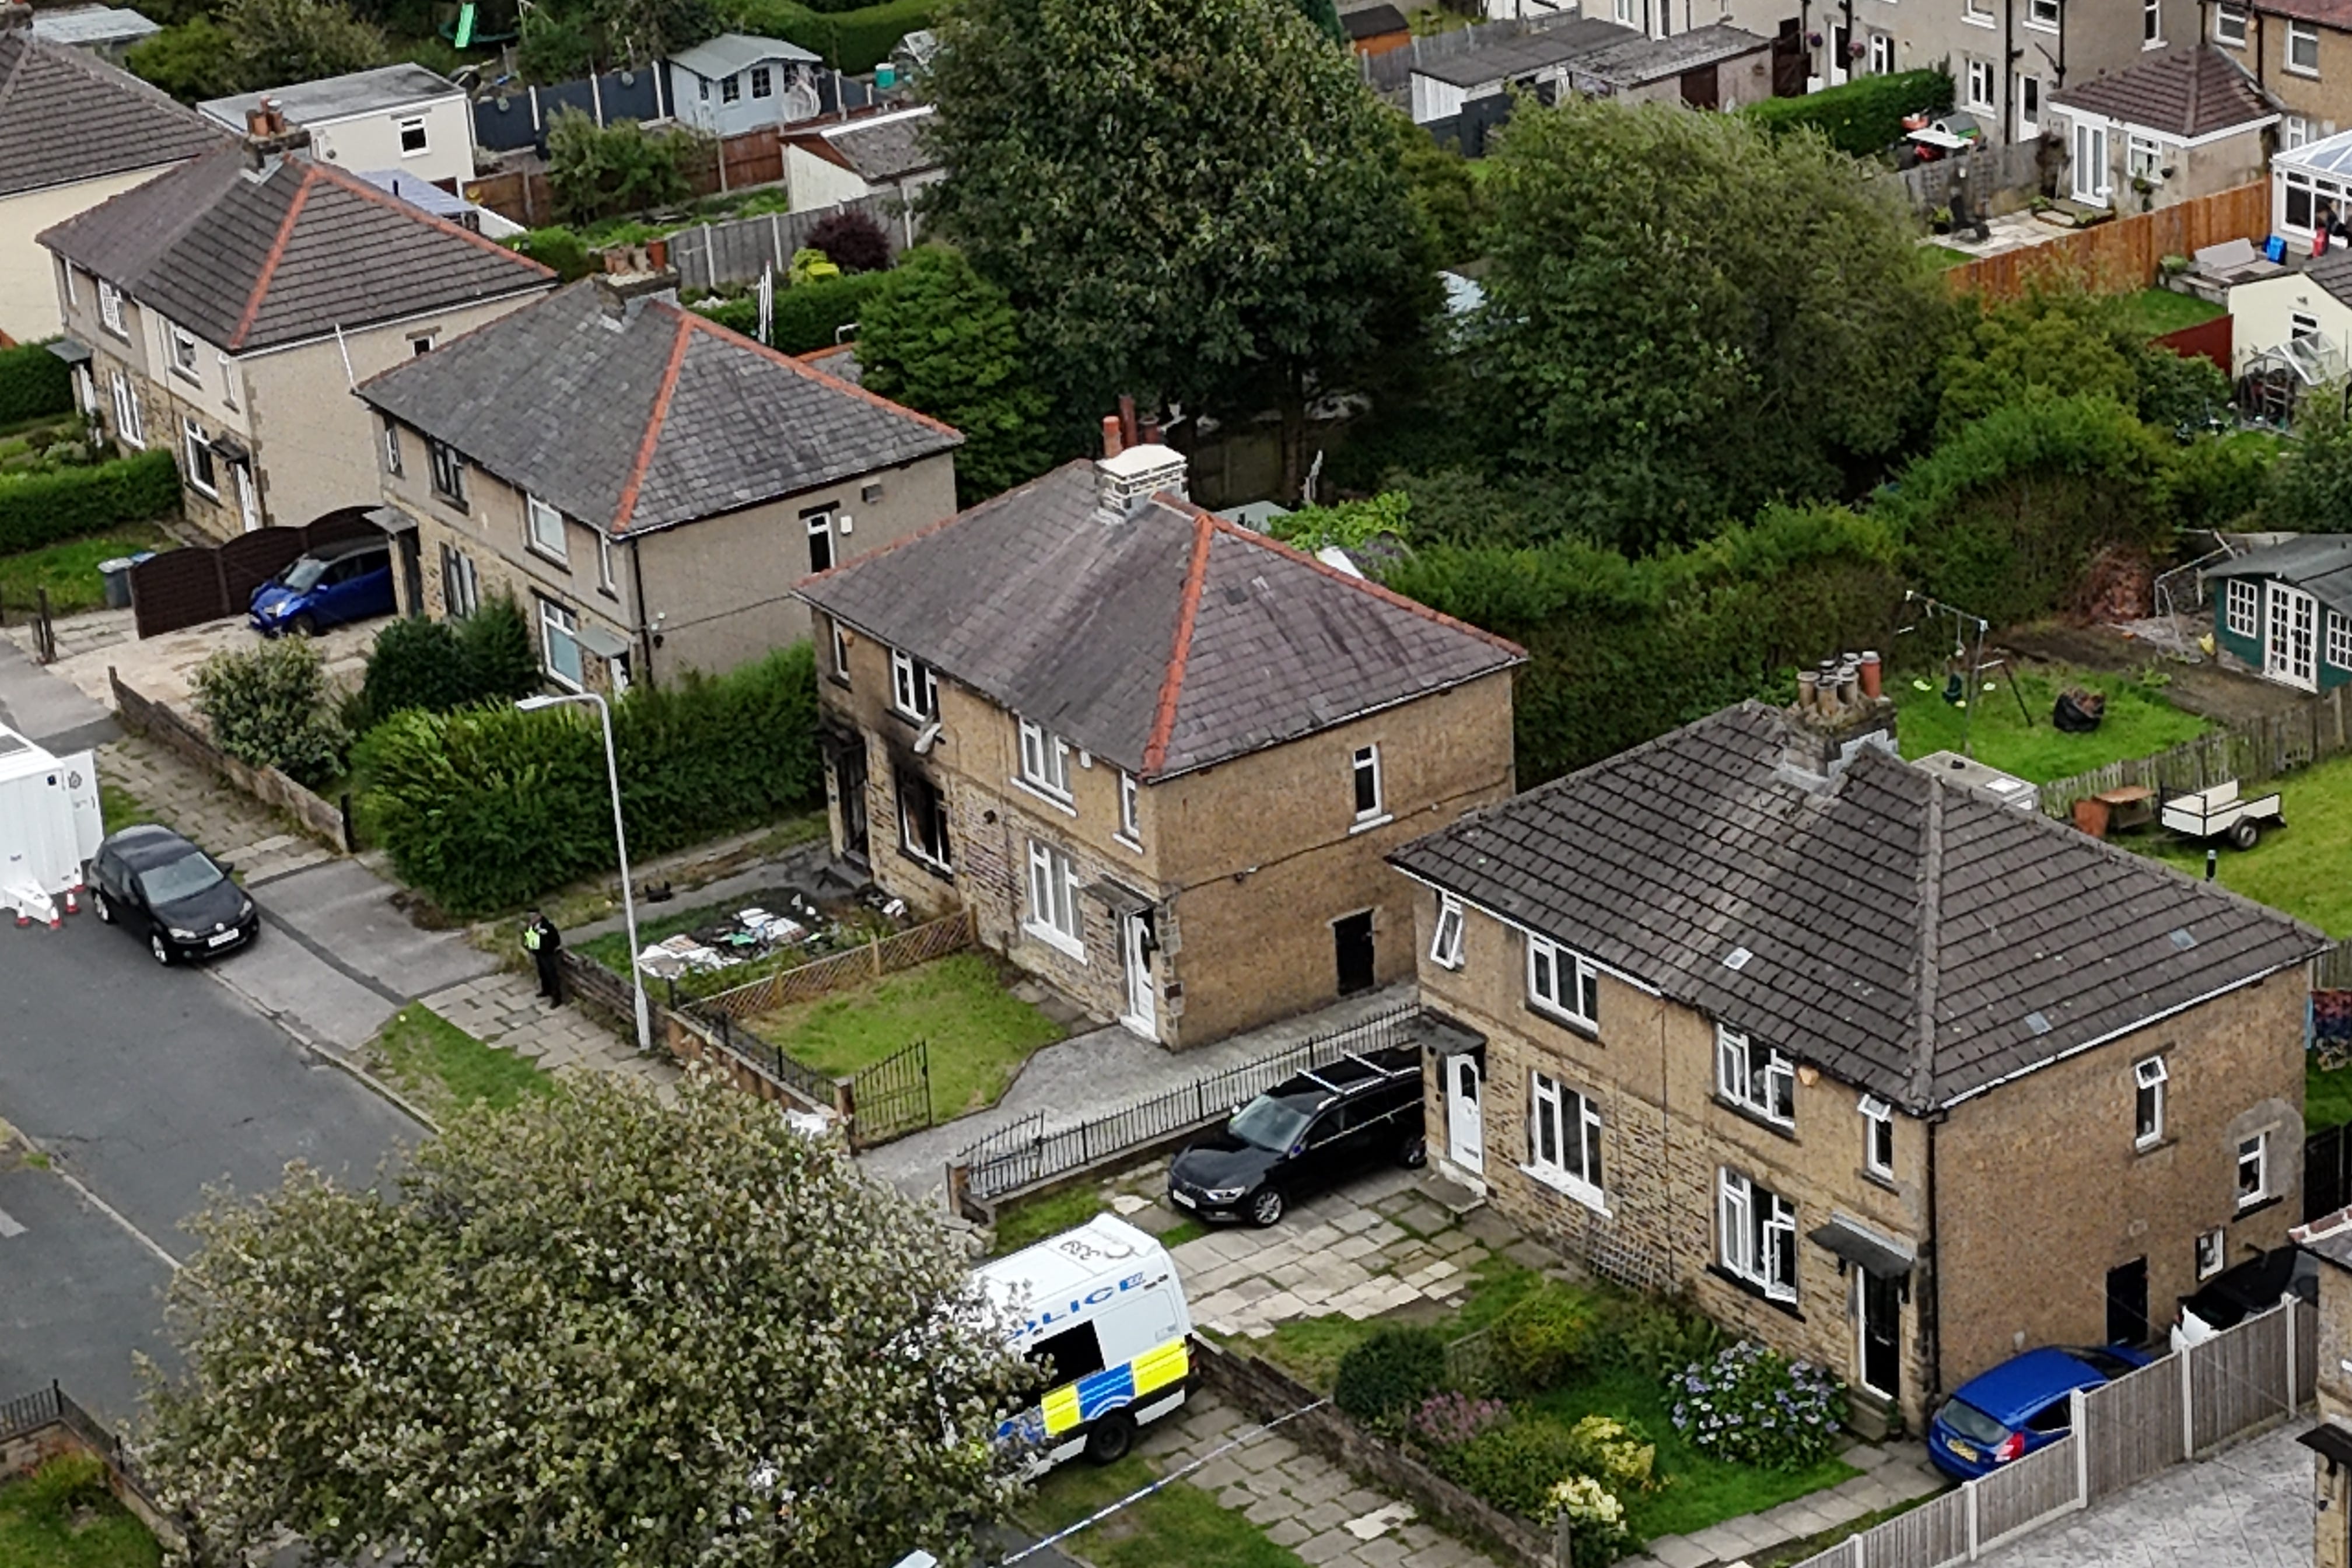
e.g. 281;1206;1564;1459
0;1386;184;1552
110;666;351;853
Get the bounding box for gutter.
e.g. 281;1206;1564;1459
631;533;656;689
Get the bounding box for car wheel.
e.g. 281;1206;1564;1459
92;888;113;924
289;613;318;638
1083;1410;1135;1466
1398;1130;1428;1169
149;930;172;966
1247;1186;1286;1228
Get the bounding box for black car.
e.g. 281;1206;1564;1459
1169;1046;1424;1227
89;825;257;964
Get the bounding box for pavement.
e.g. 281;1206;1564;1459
419;970;681;1094
1922;209;2071;261
0;633;117;753
1971;1422;2310;1568
104;733;335;882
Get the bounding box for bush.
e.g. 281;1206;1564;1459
1597;1292;1724;1381
0;449;181;555
360;642;821;914
546;106;697;223
18;1452;113;1516
1430;1418;1584;1518
1668;1340;1847;1471
505;226;597;282
191;636;349;786
0;340;73;426
1546;1474;1631;1566
1742;68;1953;156
1409;1390;1510;1449
1333;1326;1448;1429
808;209;892;274
689;271;888;355
351;617;470;732
460;594;545;705
1492;1286;1598;1393
733;0;935;72
1560;1414;1658;1494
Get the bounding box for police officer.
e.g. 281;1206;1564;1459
522;909;565;1004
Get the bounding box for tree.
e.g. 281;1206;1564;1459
922;0;1434;498
1296;0;1345;44
458;593;545;704
807;209;892;274
190;635;348;785
518;0;715;74
2262;397;2352;531
1477;97;1953;553
145;1074;1036;1568
1936;281;2231;439
125;18;241;101
860;247;1055;503
545;106;696;223
215;0;387;92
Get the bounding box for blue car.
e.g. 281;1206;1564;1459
1927;1344;2155;1480
249;538;395;636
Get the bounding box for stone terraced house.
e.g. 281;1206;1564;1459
1391;672;2323;1434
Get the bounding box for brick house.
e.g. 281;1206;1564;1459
795;424;1524;1049
38;109;554;540
354;272;959;692
2235;0;2352;150
2295;1206;2352;1568
1390;671;2321;1433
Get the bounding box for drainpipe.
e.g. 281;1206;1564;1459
2006;0;2020;139
1922;1110;1946;1411
630;534;656;688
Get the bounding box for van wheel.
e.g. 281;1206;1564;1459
1398;1131;1427;1169
1083;1410;1135;1466
1247;1186;1285;1228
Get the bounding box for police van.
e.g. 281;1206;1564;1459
976;1214;1193;1469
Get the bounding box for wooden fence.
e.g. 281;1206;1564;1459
1947;181;2272;300
692;905;974;1019
2035;682;2352;822
108;668;352;854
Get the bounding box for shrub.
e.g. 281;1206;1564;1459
1409;1390;1510;1449
505;226;597;282
547;106;696;223
733;0;936;72
690;271;887;354
18;1452;112;1516
1334;1326;1447;1429
1597;1292;1724;1381
789;246;843;286
1492;1286;1598;1393
1668;1340;1847;1471
1561;1414;1658;1494
1430;1418;1584;1518
0;340;73;426
351;617;470;732
191;636;349;786
459;594;545;705
1546;1474;1631;1565
808;208;892;274
1742;68;1953;157
0;449;180;554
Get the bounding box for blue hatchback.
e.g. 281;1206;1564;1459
1927;1345;2155;1480
249;538;395;636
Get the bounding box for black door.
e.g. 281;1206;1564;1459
834;743;869;861
1861;1272;1902;1402
396;533;424;618
1334;911;1375;996
2106;1258;2150;1346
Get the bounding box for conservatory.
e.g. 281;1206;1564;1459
2274;127;2352;240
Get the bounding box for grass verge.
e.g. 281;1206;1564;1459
0;526;172;616
0;1461;162;1568
2116;286;2225;338
991;1186;1109;1256
97;781;155;836
368;1002;552;1122
1024;1454;1306;1568
1893;662;2207;783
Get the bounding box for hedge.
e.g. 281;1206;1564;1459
732;0;936;73
0;449;181;555
0;340;74;428
359;642;822;915
1742;69;1952;158
692;270;888;355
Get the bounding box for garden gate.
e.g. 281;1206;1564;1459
849;1038;930;1147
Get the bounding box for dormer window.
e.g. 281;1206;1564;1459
1018;717;1072;802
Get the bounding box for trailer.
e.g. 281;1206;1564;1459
2161;778;2284;850
0;724;103;926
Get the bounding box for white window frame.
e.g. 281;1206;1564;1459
2134;1055;2167;1147
1868;30;1894;72
1526;1070;1607;1212
108;370;142;449
2288;114;2315;152
2128;134;2162;181
1118;769;1142;847
594;534;615;596
2196;1227;2227;1280
97;280;125;336
1350;743;1388;830
442;544;480;618
1017;717;1073;803
382;419;402;477
721;72;741;103
2216;1;2246;43
181;418;218;498
61;261;76;309
1526;935;1600;1028
1966;57;1995;110
2027;0;2058;28
2142;0;2161;46
2295;310;2323;345
2291;18;2321;73
898;769;952;873
218;351;238;409
2332;612;2352;671
1859;1094;1895;1178
1719;1169;1798;1302
1613;0;1632;22
2018;71;2042;135
1965;0;1994;25
829;617;851;682
890;649;937;720
1024;838;1083;957
540;598;584;690
2227;579;2260;639
1430;894;1465;970
1718;1025;1797;1126
397;116;428;155
526;494;568;564
2237;1132;2269;1208
805;509;837;573
167;322;200;382
750;64;772;97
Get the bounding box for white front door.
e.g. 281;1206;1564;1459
1447;1054;1485;1174
2267;582;2319;690
233;461;258;533
2072;118;2109;205
1828;24;1850;85
2017;74;2041;139
1119;912;1156;1038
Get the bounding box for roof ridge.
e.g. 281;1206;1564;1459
665;301;963;444
611;308;694;535
304;158;555;280
1142;508;1216;778
228;162;319;352
1908;775;1943;1111
1196;509;1529;662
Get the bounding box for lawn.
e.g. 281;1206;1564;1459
1250;1254;1548;1391
2115;287;2225;338
0;1461;161;1568
0;528;173;617
1024;1454;1306;1568
992;1185;1108;1255
748;952;1065;1121
1892;663;2208;783
2312;1058;2352;1133
368;1002;552;1122
1922;243;1975;267
2133;751;2352;936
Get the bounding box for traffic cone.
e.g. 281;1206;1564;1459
64;889;78;915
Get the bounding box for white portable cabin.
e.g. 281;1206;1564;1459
974;1214;1192;1468
0;723;102;924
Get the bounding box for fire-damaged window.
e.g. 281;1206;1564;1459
898;769;950;873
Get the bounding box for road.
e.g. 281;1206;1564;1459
0;911;425;1422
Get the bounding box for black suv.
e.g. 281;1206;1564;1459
1168;1046;1424;1227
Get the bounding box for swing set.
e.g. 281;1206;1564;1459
1894;590;2030;759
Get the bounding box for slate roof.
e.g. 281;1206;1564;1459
670;31;818;79
0;23;224;198
796;461;1526;779
797;341;863;386
1390;703;2323;1111
1410;18;1633;87
356;279;959;536
815;106;937;183
2294;1207;2352;1270
201;63;460;131
38;145;554;352
2205;535;2352;622
2252;0;2352;29
2050;44;2278;139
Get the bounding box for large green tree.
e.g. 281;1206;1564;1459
214;0;388;92
144;1074;1035;1568
1477;97;1954;554
858;247;1056;505
922;0;1434;497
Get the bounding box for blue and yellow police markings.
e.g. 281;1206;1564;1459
1013;1337;1190;1444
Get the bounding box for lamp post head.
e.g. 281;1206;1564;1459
516;694;566;712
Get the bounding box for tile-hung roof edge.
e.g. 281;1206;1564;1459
228;163;318;351
1142;509;1216;775
667;300;963;446
611;307;694;534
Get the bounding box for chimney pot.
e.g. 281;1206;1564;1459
1100;415;1124;460
1118;393;1139;449
246;106;273;136
1859;650;1882;701
1140;416;1161;447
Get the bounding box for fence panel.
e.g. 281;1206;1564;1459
671;192;908;292
1973;1436;2077;1551
2189;1301;2292;1453
2080;1352;2184;1501
1947;183;2270;300
0;1382;63;1441
692;907;974;1019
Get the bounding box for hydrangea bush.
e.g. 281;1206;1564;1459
1668;1340;1846;1469
1546;1474;1630;1563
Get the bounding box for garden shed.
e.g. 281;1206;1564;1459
2204;535;2352;692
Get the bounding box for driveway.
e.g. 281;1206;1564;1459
1973;1422;2310;1568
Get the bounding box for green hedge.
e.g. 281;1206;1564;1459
732;0;936;73
1742;69;1953;158
692;270;888;355
0;450;181;554
0;341;74;428
359;642;822;915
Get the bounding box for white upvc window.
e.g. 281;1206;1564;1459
1351;743;1387;827
382;418;403;477
2027;0;2058;27
1527;935;1600;1027
1867;30;1894;72
898;769;951;872
2128;134;2162;180
2296;310;2323;344
167;321;199;381
181;418;217;497
1527;1070;1606;1210
398;116;428;155
108;370;142;448
750;64;772;97
1017;717;1073;801
1118;769;1141;845
2142;0;2161;45
2226;579;2259;639
2196;1227;2227;1280
1718;1026;1797;1125
1966;57;1995;110
2134;1055;2167;1147
540;598;583;690
829;617;851;682
804;506;836;573
218;351;238;408
1859;1094;1896;1178
98;279;125;335
441;543;479;618
1965;0;1994;24
526;494;568;563
1613;0;1632;22
2237;1132;2269;1207
1024;838;1082;956
2333;612;2352;670
2289;114;2316;151
596;532;615;594
890;649;937;720
2216;1;2246;43
2291;18;2321;72
1719;1169;1798;1301
1430;894;1465;970
61;261;76;307
721;73;741;102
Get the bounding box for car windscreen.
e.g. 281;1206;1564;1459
138;851;225;906
1229;1093;1318;1153
280;557;329;592
1937;1397;2012;1446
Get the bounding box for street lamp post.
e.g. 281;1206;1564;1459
517;691;650;1055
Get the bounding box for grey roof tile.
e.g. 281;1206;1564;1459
0;24;224;198
2050;44;2277;138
